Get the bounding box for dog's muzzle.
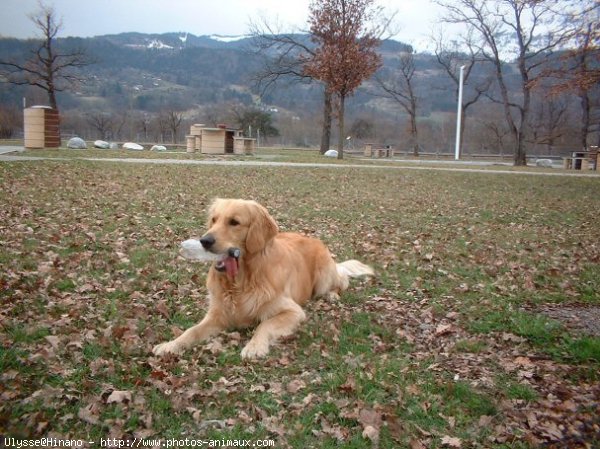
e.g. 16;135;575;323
214;247;241;279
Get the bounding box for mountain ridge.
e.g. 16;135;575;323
0;31;433;116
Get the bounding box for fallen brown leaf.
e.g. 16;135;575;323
441;435;462;448
409;439;427;449
285;379;305;394
362;425;380;446
106;390;132;404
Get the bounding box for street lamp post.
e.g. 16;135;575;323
454;65;466;161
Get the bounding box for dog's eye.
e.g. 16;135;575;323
229;218;240;226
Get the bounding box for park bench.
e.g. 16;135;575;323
364;143;394;158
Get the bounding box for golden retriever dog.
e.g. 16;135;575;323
153;198;374;359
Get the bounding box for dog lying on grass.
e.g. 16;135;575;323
153;198;374;359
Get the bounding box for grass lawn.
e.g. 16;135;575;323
1;159;599;448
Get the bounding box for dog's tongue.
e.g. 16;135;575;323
224;256;239;280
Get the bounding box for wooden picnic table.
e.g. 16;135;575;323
562;148;598;170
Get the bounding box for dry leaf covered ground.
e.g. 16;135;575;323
1;159;599;448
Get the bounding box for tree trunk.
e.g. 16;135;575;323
337;94;345;159
580;91;590;150
411;113;418;157
514;132;527;166
460;109;466;155
48;87;58;110
495;62;523;166
45;31;59;111
320;89;332;154
47;80;60;144
513;109;529;166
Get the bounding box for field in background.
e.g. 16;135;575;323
5;144;578;173
1;159;599;448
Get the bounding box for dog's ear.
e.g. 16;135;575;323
245;202;278;254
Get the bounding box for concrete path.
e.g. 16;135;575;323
0;148;598;178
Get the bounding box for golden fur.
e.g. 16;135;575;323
153;198;373;359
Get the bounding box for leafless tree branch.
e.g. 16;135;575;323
0;1;92;110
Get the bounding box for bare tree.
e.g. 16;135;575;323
151;109;184;144
155;114;167;143
250;19;314;95
376;49;419;156
565;12;600;149
533;1;599;148
0;2;92;111
433;31;491;153
349;117;375;140
0;105;22;139
249;18;334;154
305;0;383;159
161;109;184;144
547;2;600;92
112;112;128;141
203;103;236;128
575;23;597;149
86;112;114;140
476;110;512;156
136;112;153;142
436;0;582;165
528;95;569;155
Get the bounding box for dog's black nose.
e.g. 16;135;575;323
200;234;215;250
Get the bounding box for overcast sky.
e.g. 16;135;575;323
1;0;448;48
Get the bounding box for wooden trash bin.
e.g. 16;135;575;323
190;124;204;136
589;146;598;170
186;135;195;153
234;137;256;155
581;158;590;170
24;106;60;149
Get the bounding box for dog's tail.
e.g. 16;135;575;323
336;259;375;278
335;259;374;292
315;260;373;298
336;260;375;291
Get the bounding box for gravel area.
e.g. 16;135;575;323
538;304;600;337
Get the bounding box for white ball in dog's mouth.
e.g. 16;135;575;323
179;239;220;262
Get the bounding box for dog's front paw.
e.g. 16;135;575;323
153;340;183;356
241;339;269;359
